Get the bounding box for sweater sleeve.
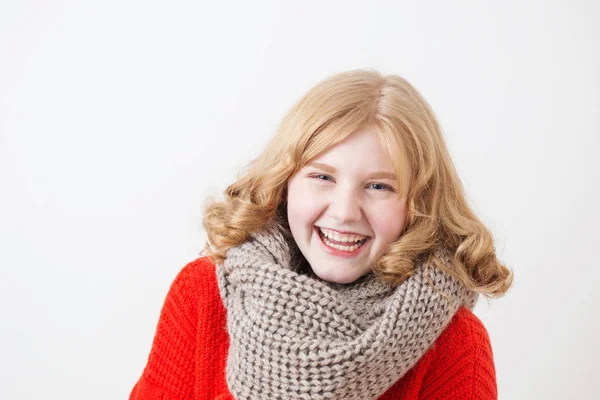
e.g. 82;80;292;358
129;260;201;400
418;308;498;400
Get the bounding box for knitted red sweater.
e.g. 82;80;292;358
130;257;497;400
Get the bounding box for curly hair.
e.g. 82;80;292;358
201;68;513;298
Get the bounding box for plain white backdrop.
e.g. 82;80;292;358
1;1;598;399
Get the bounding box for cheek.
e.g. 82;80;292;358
286;181;324;229
369;201;408;240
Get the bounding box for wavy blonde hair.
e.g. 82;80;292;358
201;68;513;298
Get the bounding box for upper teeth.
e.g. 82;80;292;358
319;227;367;242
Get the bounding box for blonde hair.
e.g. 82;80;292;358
201;68;513;298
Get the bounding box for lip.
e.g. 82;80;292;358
314;226;371;258
315;225;371;237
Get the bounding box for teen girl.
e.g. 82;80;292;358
130;69;513;399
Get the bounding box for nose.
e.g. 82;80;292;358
328;187;363;223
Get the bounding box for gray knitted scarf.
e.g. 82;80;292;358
215;221;478;399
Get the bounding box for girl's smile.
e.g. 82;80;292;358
314;226;373;258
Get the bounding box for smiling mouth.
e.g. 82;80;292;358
315;226;371;252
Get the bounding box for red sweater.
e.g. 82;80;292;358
130;257;498;399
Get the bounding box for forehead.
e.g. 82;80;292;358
309;127;395;171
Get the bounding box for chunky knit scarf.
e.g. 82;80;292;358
215;221;479;400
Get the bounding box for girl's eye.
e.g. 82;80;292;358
311;174;333;181
310;174;395;192
369;183;393;191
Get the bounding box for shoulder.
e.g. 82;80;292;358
163;256;222;314
170;256;218;292
175;255;217;283
436;307;493;354
429;307;495;367
129;256;226;400
418;307;497;399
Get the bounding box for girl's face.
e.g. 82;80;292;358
286;127;409;284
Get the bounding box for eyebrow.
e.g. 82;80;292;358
308;162;397;180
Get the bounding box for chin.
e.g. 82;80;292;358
311;267;364;285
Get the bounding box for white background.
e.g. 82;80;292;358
1;1;598;399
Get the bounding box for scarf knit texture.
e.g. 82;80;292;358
129;258;498;399
215;222;480;399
